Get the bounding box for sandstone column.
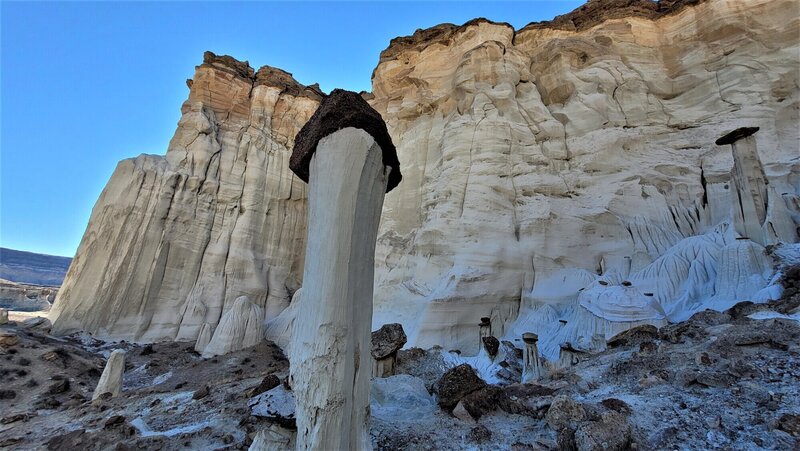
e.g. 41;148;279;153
0;308;7;325
717;127;768;242
92;349;125;401
521;332;544;383
479;317;492;344
288;89;401;451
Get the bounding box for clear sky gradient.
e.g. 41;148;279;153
1;1;583;257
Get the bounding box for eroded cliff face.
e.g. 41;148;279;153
51;0;800;356
50;52;320;343
370;0;800;355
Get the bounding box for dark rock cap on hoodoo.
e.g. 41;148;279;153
716;127;759;145
290;89;402;192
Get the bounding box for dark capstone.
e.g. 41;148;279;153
434;364;486;409
715;127;759;145
290;89;401;192
371;323;407;359
482;336;500;357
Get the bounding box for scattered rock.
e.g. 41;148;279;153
139;344;155;356
776;413;800;437
47;378;70;394
452;400;476;423
481;336;500;357
0;332;19;347
1;413;30;424
545;395;587;431
600;398;631;415
104;415;126;428
246;374;281;398
433;364;486;409
574;411;632;451
192;385;209;400
0;389;17;399
468;425;492;443
248;384;296;428
607;325;658;348
371;323;407;359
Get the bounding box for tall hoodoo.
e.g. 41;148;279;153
521;332;544;382
288;89;401;451
716;127;796;246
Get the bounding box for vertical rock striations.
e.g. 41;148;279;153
370;0;800;356
50;52;321;343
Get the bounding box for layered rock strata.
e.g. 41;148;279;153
370;0;800;355
50;0;800;360
50;52;320;343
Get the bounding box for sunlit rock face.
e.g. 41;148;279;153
50;0;799;358
49;52;320;343
370;0;800;356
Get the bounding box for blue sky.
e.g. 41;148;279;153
1;1;583;257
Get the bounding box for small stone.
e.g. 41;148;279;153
104;415;126;428
0;332;19;347
776;413;800;437
139;344;155;356
452;400;476;424
47;378;70;394
246;374;281;398
0;390;17;400
192;385;209;400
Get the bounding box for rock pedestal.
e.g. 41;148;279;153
716;127;795;246
521;332;544;382
371;323;407;378
288;89;400;451
0;308;7;325
92;350;125;401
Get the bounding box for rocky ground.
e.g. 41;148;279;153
2;267;799;450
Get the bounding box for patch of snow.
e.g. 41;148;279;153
130;417;213;438
747;311;800;322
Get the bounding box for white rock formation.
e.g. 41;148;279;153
370;375;437;421
49;0;799;361
0;308;7;325
371;0;800;355
49;52;319;343
92;349;125;401
521;333;544;383
289;121;394;451
200;295;264;358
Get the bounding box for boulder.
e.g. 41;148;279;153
249;385;296;428
433;364;486;409
545;395;587;431
371;323;407;359
574;412;632;451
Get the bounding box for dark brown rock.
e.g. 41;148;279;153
291;89;402;192
607;325;658;348
574;411;632;451
482;336;500;357
371;323;408;359
434;364;486;409
192;385;209;400
600;398;632;415
468;425;492;443
776;413;800;437
246;374;281;398
46;378;69;394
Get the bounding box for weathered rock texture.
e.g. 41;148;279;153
371;0;800;357
50;0;800;360
92;349;125;401
50;52;320;343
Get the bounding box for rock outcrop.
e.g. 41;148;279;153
50;0;800;361
92;349;126;401
371;0;800;356
200;295;264;358
49;52;320;343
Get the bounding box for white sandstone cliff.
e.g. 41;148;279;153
49;53;320;344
